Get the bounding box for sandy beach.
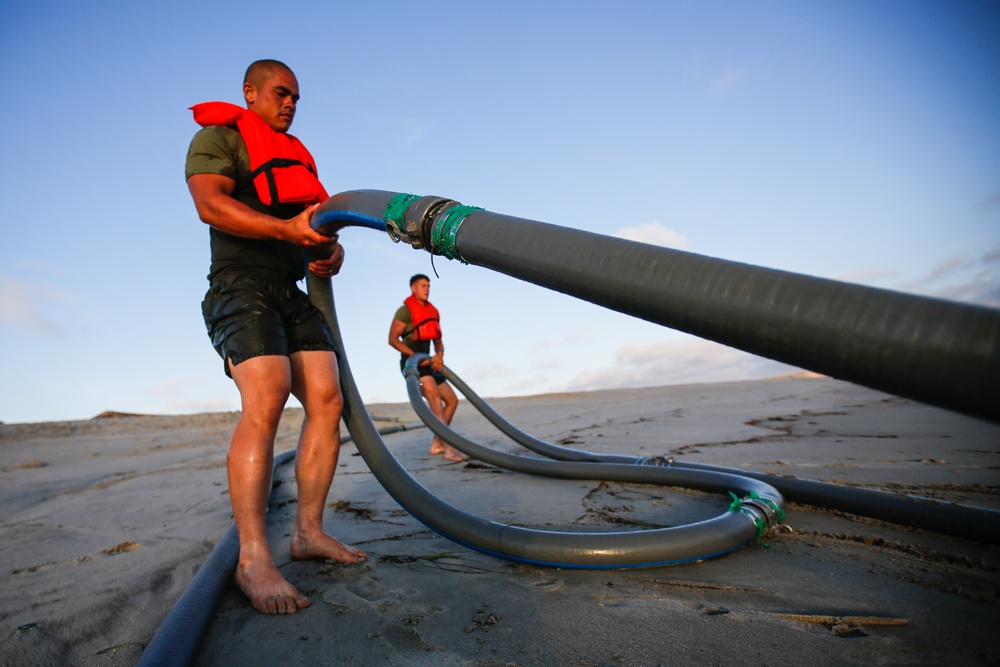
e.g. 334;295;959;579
1;374;998;666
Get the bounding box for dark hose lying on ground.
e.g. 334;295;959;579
437;362;1000;546
135;424;423;667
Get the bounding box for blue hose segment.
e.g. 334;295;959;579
311;209;386;232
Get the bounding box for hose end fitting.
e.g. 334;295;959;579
729;491;785;538
384;193;457;252
402;353;431;379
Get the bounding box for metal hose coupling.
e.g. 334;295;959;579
728;490;786;538
637;455;675;467
384;193;458;251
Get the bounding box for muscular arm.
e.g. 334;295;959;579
187;173;342;274
389;319;434;366
187;173;332;247
389;320;414;357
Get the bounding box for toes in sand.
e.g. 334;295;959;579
442;447;469;463
235;562;311;615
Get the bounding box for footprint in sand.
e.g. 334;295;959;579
531;578;564;592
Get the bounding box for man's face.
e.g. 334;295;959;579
245;67;300;133
411;279;430;302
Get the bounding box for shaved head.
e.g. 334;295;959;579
242;59;300;132
244;59;294;89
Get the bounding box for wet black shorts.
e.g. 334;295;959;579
202;271;337;377
399;357;446;384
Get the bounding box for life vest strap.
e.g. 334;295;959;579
249;158;316;210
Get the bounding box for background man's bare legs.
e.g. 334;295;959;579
420;376;467;462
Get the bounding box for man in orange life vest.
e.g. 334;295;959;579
389;274;469;463
185;59;366;615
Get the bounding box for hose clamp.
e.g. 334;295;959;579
384;194;457;252
729;491;785;538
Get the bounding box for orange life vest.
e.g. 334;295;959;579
403;295;442;341
190;101;329;206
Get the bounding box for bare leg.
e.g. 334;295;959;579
228;355;310;615
420;376;447;455
421;376;467;462
436;381;466;461
288;351;367;565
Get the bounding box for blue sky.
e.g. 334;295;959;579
1;1;998;424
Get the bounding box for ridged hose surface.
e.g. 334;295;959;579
311;189;1000;423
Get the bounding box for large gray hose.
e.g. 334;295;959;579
438;363;1000;545
312;190;1000;423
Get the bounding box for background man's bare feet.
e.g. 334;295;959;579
442;446;469;463
235;561;311;615
291;530;368;564
429;440;446;455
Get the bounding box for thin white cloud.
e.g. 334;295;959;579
0;273;74;337
614;221;690;249
834;244;1000;308
928;254;974;281
466;361;518;382
504;372;559;395
974;187;1000;213
709;66;749;96
682;62;750;97
140;377;237;415
901;244;1000;307
364;111;428;146
833;268;899;285
556;338;797;392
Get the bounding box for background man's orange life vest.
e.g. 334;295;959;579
191;101;329;206
403;295;442;341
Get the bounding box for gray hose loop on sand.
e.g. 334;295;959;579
307;276;783;568
438;362;1000;545
670;460;1000;546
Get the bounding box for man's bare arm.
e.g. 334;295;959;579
186;173;331;248
389;320;414;356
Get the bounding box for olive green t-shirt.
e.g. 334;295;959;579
185;125;309;282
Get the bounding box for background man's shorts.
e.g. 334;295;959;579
202;271;337;377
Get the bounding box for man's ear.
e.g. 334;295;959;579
243;82;256;106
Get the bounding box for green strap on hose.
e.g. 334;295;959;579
384;192;420;230
728;491;772;539
433;204;482;262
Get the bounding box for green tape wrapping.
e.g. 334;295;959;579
384;193;420;230
728;491;770;539
433;205;482;262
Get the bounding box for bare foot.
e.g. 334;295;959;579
291;530;368;564
235;560;311;615
429;440;446;455
442;446;469;463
